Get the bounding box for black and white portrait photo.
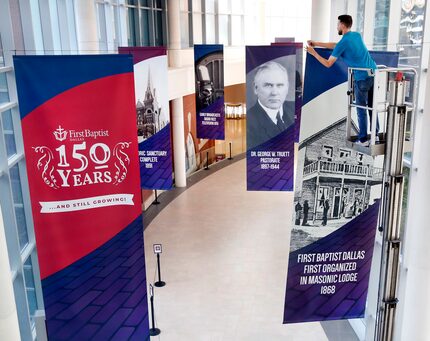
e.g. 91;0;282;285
246;60;295;149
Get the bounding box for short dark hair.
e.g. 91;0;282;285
338;15;353;28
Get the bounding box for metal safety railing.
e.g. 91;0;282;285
346;66;418;156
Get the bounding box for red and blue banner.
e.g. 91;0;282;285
119;47;173;190
194;44;225;140
14;55;150;340
283;49;399;323
246;46;296;191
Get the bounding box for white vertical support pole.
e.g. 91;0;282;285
0;209;20;341
74;0;99;53
167;0;182;67
171;98;187;187
398;62;430;341
311;0;331;42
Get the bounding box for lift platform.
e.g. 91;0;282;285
346;66;417;157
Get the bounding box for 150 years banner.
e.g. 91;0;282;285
246;46;296;191
14;55;150;340
194;44;225;140
119;47;172;190
283;49;399;323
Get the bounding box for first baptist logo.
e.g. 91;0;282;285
32;126;131;189
53;126;68;141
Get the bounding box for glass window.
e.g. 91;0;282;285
193;12;203;44
205;0;215;13
0;72;10;105
231;15;243;46
356;0;366;36
127;0;138;5
179;0;189;12
205;14;216;43
154;10;164;46
180;11;190;47
96;3;107;51
23;257;38;323
2;109;17;158
218;0;230;13
113;5;120;48
218;14;230;45
29;0;44;52
193;0;202;12
231;0;243;14
373;0;390;49
10;164;29;250
154;0;163;9
140;9;150;46
0;35;5;67
399;0;426;68
127;7;138;45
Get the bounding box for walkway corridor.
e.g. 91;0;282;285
143;159;329;340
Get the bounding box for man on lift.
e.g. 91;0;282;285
306;14;378;146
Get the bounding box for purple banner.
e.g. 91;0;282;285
246;46;296;191
119;47;173;190
194;44;225;140
283;49;399;323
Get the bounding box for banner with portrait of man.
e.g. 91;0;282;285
271;42;303;142
246;46;296;191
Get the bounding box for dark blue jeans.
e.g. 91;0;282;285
354;76;378;142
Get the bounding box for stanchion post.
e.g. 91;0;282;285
149;284;160;336
153;244;166;287
228;142;233;160
153;190;160;205
204;151;209;170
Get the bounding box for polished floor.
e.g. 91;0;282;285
143;159;329;340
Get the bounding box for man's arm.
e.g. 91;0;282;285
307;40;337;49
305;45;337;68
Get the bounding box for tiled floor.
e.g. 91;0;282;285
143;159;331;340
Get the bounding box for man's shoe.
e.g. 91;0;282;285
355;140;370;147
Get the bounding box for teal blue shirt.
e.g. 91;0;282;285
331;31;377;81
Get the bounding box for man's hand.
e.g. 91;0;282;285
305;45;317;57
307;40;315;47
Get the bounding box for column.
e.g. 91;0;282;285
74;0;99;53
167;0;181;67
0;209;20;341
311;0;331;42
171;98;187;187
398;54;430;340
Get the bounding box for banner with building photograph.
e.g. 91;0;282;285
14;55;150;340
194;44;225;140
283;49;399;323
119;47;173;190
271;42;303;142
246;46;296;191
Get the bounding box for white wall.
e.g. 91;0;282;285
0;208;20;341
